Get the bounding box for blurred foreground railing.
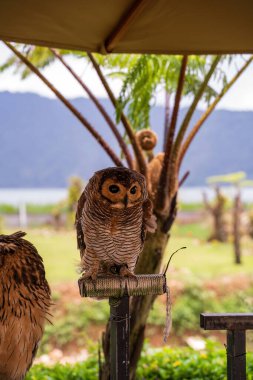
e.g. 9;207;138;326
200;313;253;380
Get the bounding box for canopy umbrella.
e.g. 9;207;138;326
0;0;253;54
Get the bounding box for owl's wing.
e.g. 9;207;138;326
141;198;157;242
75;190;86;253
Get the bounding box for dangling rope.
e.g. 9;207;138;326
163;284;172;342
163;246;187;342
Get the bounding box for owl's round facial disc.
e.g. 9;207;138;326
127;181;142;207
101;178;126;207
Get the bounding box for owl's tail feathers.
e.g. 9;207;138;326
145;214;157;233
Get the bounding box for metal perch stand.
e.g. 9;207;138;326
78;274;168;380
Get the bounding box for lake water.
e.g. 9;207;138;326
1;187;253;205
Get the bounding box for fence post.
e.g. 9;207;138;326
200;313;253;380
227;329;246;380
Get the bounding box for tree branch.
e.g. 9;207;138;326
155;55;188;211
49;48;133;168
178;56;253;169
179;170;190;187
87;53;147;178
4;42;123;167
163;91;171;151
173;55;221;159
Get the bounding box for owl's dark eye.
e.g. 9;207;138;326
130;186;137;195
109;185;120;193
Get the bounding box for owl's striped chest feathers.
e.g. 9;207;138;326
81;199;143;269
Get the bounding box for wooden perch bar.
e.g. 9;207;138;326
78;274;167;298
200;313;253;380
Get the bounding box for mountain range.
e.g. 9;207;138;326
1;91;253;187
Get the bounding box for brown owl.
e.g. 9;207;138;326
75;167;157;280
134;129;158;170
0;231;51;380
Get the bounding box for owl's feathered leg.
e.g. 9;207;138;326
80;248;100;281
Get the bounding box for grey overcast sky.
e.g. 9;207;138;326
0;42;253;110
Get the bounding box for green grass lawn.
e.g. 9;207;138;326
25;230;78;284
167;236;253;281
4;221;251;285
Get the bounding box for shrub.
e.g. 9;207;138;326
149;283;253;335
26;343;253;379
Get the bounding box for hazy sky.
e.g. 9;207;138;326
1;42;253;110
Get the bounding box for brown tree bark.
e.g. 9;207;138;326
233;192;242;264
203;187;228;242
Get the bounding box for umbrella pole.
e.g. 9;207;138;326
109;295;130;380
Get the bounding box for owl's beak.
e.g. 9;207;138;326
124;195;128;207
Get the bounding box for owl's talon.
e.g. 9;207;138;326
119;266;138;287
81;268;99;283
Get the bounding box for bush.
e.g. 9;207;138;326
26;343;253;379
137;343;226;380
149;283;253;335
39;299;109;353
26;356;98;380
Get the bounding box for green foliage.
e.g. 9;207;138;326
207;172;246;185
67;177;83;208
149;282;253;335
0;203;18;214
0;45;55;79
172;222;210;240
0;203;57;215
26;344;253;380
66;176;83;226
171;284;252;334
171;285;218;334
39;299;109;353
137;343;227;380
98;54;229;129
27;204;55;214
25;356;98;380
178;202;204;212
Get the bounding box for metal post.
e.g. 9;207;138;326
227;330;246;380
109;295;130;380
